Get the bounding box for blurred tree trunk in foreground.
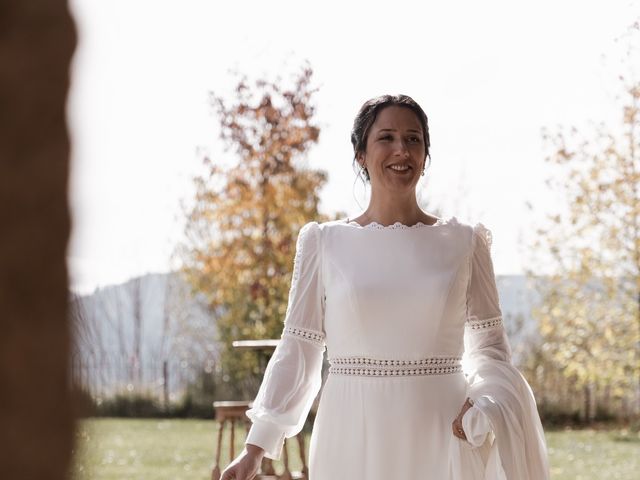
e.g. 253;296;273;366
0;1;76;478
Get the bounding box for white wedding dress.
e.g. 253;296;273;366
244;216;550;479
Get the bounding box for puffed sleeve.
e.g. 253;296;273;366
244;221;326;460
459;223;551;480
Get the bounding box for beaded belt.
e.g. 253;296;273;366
328;355;463;377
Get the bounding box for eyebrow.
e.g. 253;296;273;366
377;128;422;134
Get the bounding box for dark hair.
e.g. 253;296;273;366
350;94;431;183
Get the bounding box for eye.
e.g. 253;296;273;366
408;136;421;143
379;135;393;141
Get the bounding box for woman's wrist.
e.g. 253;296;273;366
245;443;266;457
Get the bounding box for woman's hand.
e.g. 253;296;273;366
451;397;474;442
218;444;264;480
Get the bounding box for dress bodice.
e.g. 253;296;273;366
322;216;470;359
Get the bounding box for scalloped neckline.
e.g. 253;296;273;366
344;215;452;230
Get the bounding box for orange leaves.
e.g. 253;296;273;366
175;63;327;393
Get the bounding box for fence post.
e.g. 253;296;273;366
163;360;169;409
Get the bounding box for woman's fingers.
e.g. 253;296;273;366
452;415;467;441
452;423;466;440
219;457;259;480
450;396;473;440
219;466;237;479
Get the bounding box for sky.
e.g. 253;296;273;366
66;0;639;294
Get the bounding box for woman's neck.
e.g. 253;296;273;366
353;197;434;227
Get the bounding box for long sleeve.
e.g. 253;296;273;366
460;222;550;480
244;221;326;460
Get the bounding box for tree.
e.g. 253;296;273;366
525;21;640;421
178;63;340;398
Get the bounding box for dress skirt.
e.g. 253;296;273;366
309;370;475;479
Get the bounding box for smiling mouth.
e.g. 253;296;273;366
388;164;412;173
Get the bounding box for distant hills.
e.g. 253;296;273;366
69;272;545;397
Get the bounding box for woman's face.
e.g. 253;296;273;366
358;105;426;192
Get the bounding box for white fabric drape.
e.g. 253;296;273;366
452;223;551;479
244;221;326;460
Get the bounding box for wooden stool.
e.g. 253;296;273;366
210;400;308;480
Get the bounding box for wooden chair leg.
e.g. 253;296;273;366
296;433;308;479
211;419;226;480
230;418;236;460
262;457;276;475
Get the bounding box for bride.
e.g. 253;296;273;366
218;94;550;480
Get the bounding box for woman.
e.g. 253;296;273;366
219;94;550;479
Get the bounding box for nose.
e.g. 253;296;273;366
394;139;410;158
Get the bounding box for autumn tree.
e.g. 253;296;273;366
178;64;338;398
525;21;640;421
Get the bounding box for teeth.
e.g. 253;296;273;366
389;165;410;171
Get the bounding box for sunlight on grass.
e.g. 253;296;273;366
545;427;639;480
71;419;639;480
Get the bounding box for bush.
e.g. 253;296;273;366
537;402;582;427
169;391;215;419
71;388;99;418
97;392;164;418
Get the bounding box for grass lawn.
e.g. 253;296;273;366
70;418;639;479
70;418;308;480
